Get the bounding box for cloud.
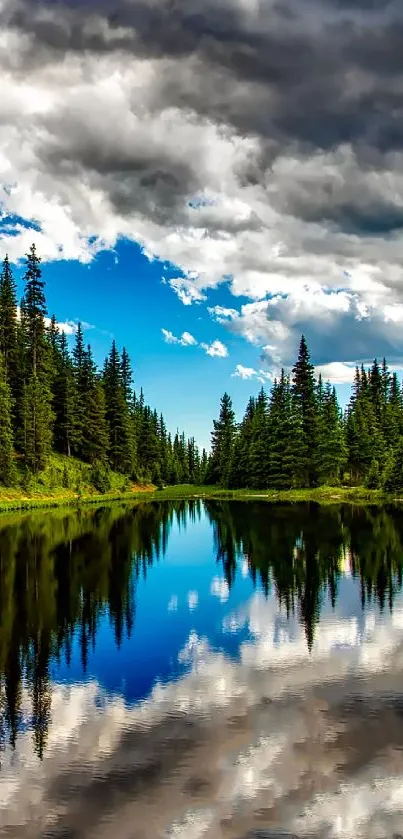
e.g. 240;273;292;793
232;363;273;384
3;0;403;366
168;594;178;612
210;576;230;603
200;339;228;358
18;310;87;335
232;364;257;380
161;328;197;346
162;329;228;358
187;590;198;610
45;317;80;335
168;278;207;306
315;361;358;384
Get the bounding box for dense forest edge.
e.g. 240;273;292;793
0;243;402;510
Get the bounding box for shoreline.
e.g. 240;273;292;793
0;482;399;514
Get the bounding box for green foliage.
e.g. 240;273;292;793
365;459;382;489
0;247;200;491
23;374;54;474
62;463;70;488
0;353;15;485
207;392;236;486
384;442;403;493
2;244;403;495
90;460;112;494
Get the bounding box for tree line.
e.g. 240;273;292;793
207;335;403;490
0;245;208;489
1;244;403;492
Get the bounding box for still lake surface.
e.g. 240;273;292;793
1;499;403;838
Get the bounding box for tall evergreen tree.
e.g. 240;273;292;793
24;374;54;474
292;335;319;486
103;341;133;474
52;331;80;457
248;388;269;489
121;348;133;403
23;244;47;376
0;353;15;485
0;255;18;390
207;392;236;486
81;379;109;464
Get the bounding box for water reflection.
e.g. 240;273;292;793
1;500;403;837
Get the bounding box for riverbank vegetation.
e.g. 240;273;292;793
0;244;403;502
207;336;403;493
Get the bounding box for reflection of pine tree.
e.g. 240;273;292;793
205;500;403;651
3;498;403;757
29;633;52;760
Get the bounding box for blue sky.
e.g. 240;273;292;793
7;232;287;451
1;0;403;449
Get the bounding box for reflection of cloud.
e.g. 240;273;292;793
168;595;178;612
241;558;249;578
3;588;403;837
210;576;229;603
187;590;198;611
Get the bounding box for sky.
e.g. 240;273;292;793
1;0;403;449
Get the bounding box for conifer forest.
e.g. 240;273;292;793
1;244;403;493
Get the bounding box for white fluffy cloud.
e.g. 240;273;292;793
200;339;228;358
314;361;357;384
232;363;273;384
161;328;197;346
162;329;228;357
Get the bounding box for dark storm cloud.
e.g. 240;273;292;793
34;107;202;224
4;0;403;162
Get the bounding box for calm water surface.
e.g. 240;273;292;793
1;500;403;838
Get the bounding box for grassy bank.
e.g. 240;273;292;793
145;484;391;505
0;459;398;513
0;454;154;512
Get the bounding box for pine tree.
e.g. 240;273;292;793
292;335;318;486
24;373;54;473
248;388;269;488
384;440;403;493
315;383;346;484
103;341;133;474
207;392;236;486
23;244;47;376
268;371;305;488
228;397;255;488
200;448;209;484
20;245;54;472
0;353;15;485
121;347;133;403
52;332;80;457
81;379;109;464
0;255;18;391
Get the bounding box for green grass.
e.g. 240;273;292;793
0;462;398;514
143;483;392;505
0;454;154;512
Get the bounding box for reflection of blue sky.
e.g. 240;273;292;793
7;508;403;839
52;509;403;707
52;511;257;702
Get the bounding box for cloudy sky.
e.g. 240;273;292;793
1;0;403;446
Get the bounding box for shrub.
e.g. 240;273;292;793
90;460;111;494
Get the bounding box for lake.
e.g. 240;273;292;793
1;499;403;838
